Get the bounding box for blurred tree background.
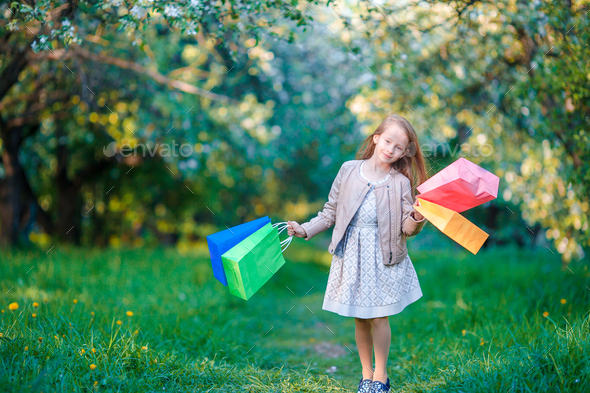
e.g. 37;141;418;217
1;0;588;262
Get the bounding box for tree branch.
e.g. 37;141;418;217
0;2;76;101
6;93;72;130
26;46;239;104
0;47;31;102
0;89;69;111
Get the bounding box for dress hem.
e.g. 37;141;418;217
322;285;423;319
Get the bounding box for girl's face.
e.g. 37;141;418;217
372;126;410;164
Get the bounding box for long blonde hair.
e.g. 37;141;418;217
355;114;428;195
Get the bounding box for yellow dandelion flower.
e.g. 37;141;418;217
0;333;3;337
33;302;39;308
1;309;4;313
38;337;43;342
429;337;433;342
62;334;66;338
89;364;97;370
54;335;58;340
142;346;148;350
543;311;549;317
73;299;78;304
560;299;566;304
126;311;133;317
462;329;466;336
133;330;139;335
8;302;18;310
80;349;86;355
91;312;95;316
92;348;96;353
480;340;485;346
32;313;37;318
117;320;122;325
24;346;29;351
94;381;98;386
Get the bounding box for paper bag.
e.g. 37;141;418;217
414;198;489;254
417;157;499;212
221;222;287;300
207;216;271;286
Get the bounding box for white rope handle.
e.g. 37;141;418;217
272;221;293;253
272;222;293;252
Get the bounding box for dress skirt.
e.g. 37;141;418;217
322;161;423;319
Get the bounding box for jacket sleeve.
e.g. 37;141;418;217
300;164;344;241
401;176;427;237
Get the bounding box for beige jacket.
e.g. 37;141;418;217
300;159;427;265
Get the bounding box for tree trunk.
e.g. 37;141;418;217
0;129;24;246
55;126;82;244
0;122;54;246
55;178;82;244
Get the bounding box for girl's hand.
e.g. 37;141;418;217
287;221;307;238
412;199;425;221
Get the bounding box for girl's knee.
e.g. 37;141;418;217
355;316;389;326
369;316;389;325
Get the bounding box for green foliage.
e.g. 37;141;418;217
2;0;588;263
1;0;367;248
6;0;329;54
331;0;590;261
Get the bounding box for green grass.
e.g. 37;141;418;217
1;242;589;392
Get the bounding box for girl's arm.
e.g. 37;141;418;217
400;176;427;237
300;164;344;241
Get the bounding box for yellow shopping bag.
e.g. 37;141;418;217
414;198;489;254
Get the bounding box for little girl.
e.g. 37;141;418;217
287;114;428;393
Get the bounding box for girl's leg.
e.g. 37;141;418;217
370;316;391;384
354;317;374;380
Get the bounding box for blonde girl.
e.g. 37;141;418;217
287;114;429;393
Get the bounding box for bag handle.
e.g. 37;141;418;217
272;222;293;253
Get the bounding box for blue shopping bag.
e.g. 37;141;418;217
206;216;272;286
221;222;293;300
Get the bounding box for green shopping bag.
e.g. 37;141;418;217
221;221;292;301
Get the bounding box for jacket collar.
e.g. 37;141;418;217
353;159;401;189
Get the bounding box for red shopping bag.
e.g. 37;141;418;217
416;157;499;213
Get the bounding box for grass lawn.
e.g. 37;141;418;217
1;241;589;392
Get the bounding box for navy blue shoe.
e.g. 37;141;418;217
371;377;390;392
357;377;373;393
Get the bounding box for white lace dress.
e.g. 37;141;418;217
322;161;423;319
